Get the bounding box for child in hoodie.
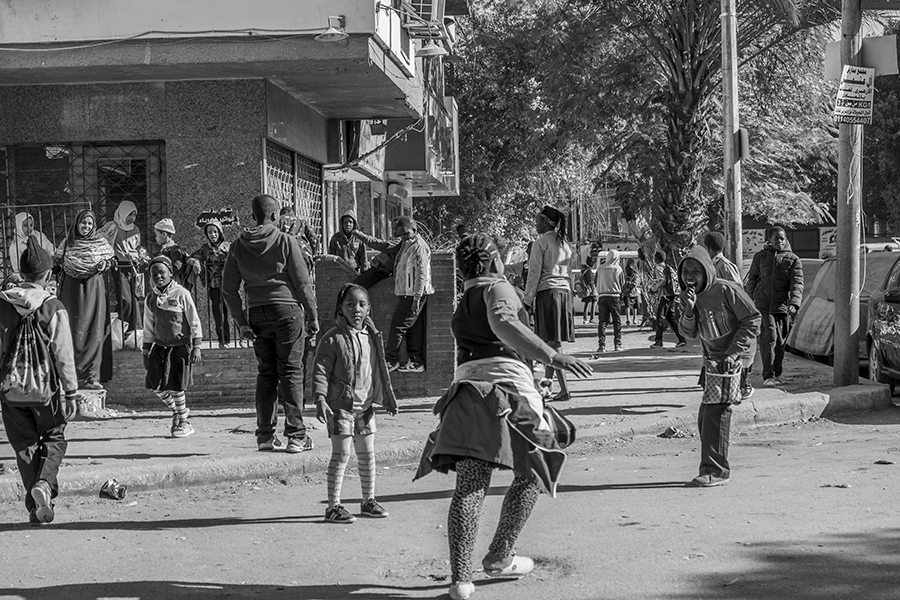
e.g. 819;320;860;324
328;210;367;273
314;284;397;524
190;219;232;348
143;256;202;438
678;246;761;487
595;249;624;353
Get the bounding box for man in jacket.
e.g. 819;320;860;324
354;216;433;373
328;209;367;273
650;250;687;349
222;194;319;453
744;226;803;387
0;237;79;524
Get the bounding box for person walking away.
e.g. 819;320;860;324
98;200;150;335
622;260;641;326
703;231;742;285
314;284;398;523
416;234;592;600
595;249;624;353
353;216;433;373
650;250;687;349
0;237;78;524
8;212;55;276
142;256;201;438
744;226;803;387
54;209;115;390
353;219;403;290
222;194;319;453
327;210;367;274
578;257;596;324
678;246;760;487
190;219;232;348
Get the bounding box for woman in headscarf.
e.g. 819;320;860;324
98;200;150;334
416;234;591;600
523;205;575;402
55;209;115;389
8;212;54;274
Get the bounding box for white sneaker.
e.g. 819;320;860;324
483;555;534;579
449;582;475;600
763;378;776;387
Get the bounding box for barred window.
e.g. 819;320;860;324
263;139;323;242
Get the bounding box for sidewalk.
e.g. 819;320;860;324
0;321;891;501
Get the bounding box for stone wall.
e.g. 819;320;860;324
314;252;457;399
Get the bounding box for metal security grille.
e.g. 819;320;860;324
0;142;166;275
263;139;323;242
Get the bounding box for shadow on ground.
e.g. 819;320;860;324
667;529;900;600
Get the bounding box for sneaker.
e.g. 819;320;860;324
81;381;103;390
324;504;356;524
28;511;44;527
596;346;606;354
675;340;687;348
742;385;755;400
219;342;233;349
773;377;783;386
172;421;195;438
650;341;663;349
170;413;179;436
386;360;400;373
483;554;535;579
449;582;475;600
398;360;425;373
690;474;729;488
31;480;54;524
258;436;285;452
614;344;623;352
360;498;389;518
763;378;776;387
286;437;313;454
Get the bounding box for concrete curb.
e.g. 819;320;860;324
0;384;892;503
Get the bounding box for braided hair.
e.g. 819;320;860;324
456;233;499;280
333;283;369;322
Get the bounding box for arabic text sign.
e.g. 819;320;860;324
195;207;238;228
834;66;875;125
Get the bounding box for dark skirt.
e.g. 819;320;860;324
145;344;193;393
534;288;574;343
58;272;110;384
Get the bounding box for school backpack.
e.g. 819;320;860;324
0;308;57;407
574;277;586;299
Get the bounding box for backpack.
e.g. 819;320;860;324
0;308;58;407
574;278;586;299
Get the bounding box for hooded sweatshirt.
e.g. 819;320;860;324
744;240;803;314
0;284;78;393
190;219;230;290
677;246;761;367
221;223;318;328
327;210;367;272
595;249;624;297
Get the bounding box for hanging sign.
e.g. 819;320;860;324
195;207;238;228
819;226;837;259
833;65;875;125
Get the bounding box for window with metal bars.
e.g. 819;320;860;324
0;142;166;276
263;139;323;243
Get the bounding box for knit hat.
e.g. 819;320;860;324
148;255;173;272
703;231;726;254
154;218;176;235
19;235;53;275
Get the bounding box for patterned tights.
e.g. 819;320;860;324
448;458;540;583
327;433;375;508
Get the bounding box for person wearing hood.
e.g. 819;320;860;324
744;226;803;387
328;209;367;273
190;219;232;347
0;236;79;525
222;194;319;454
54;209;115;389
678;246;761;487
8;212;55;275
98;200;150;334
594;249;624;353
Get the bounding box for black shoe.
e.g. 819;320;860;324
325;504;357;524
258;436;285;452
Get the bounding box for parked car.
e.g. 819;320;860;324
866;254;900;392
860;237;900;253
788;255;894;365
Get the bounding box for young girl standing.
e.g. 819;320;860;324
313;284;397;524
142;256;202;438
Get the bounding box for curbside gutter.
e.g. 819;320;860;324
0;384;891;503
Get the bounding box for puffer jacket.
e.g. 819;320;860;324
744;241;803;314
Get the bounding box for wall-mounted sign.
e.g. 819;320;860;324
833;65;875;125
195;207;238;228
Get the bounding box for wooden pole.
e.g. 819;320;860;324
721;0;743;272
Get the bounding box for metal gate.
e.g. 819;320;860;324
263;139;323;243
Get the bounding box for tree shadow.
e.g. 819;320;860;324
0;580;454;600
666;529;900;599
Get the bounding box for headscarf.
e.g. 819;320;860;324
113;200;138;232
9;212;54;274
67;209;98;245
57;209;114;279
13;212;33;243
605;249;620;268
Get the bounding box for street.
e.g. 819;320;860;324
3;410;900;600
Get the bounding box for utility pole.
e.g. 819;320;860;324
721;0;742;272
834;0;863;387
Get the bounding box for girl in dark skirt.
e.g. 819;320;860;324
142;256;203;438
523;205;575;402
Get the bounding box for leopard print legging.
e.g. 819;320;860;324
448;458;540;583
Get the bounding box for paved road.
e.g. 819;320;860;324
2;409;900;600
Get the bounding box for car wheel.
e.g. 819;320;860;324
869;339;896;395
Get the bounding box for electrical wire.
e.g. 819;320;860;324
326;118;425;173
